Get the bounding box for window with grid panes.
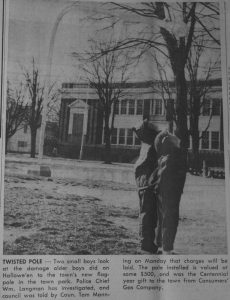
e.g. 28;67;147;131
114;101;119;115
212;99;220;116
155;99;162;115
127;129;134;145
119;128;126;144
136;100;143;115
128;99;135;115
211;131;219;149
203;99;211;116
151;99;155;115
120;100;127;115
201;131;209;149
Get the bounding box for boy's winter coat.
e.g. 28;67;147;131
133;120;187;252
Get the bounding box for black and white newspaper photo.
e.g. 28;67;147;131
0;0;230;299
0;0;7;245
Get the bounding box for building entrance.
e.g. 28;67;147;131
72;113;84;146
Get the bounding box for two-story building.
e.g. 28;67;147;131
58;80;223;166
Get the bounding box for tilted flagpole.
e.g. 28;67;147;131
38;2;187;162
38;3;80;162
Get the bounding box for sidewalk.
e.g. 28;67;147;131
5;153;133;169
5;153;225;187
5;153;135;184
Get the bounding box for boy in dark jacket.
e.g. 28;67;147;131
133;120;160;254
154;130;187;254
133;120;187;254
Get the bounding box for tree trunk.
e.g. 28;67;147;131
104;123;111;164
30;127;37;158
190;94;201;170
175;68;189;150
161;30;189;150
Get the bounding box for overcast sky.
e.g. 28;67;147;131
8;0;93;84
7;0;220;87
7;0;157;86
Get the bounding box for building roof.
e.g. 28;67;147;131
62;79;222;90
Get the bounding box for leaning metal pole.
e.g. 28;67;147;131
38;3;80;162
38;2;186;162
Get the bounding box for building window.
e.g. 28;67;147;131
136;100;143;115
211;131;219;150
18;141;27;147
152;99;163;115
128;99;135;115
203;99;211;116
201;131;209;149
120;100;128;115
114;101;119;115
111;128;118;144
212;99;220;116
110;128;138;146
114;99;145;116
127;129;134;145
104;127;143;146
72;113;84;136
203;99;221;116
119;128;126;144
62;83;76;89
155;99;162;115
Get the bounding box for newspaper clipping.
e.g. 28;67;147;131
1;0;230;299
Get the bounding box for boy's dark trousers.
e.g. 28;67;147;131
156;191;182;251
138;185;182;252
155;150;186;251
138;187;158;253
135;144;159;253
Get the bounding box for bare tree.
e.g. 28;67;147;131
89;2;220;150
151;35;220;170
5;82;28;153
23;58;59;158
74;38;132;163
151;51;176;133
187;38;220;169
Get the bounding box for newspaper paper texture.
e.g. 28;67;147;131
0;0;230;299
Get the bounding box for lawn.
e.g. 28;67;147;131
3;174;228;255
